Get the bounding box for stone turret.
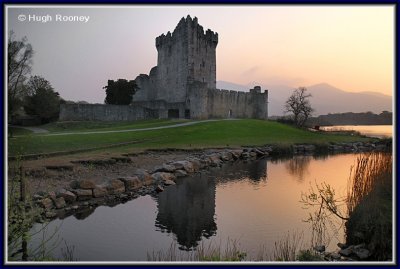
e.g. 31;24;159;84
154;15;218;103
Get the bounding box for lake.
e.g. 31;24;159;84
320;125;392;138
27;153;361;261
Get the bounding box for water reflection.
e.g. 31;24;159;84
155;159;268;250
285;156;311;182
155;175;217;250
24;154;360;261
73;207;96;220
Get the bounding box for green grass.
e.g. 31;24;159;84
8;119;371;156
41;119;188;133
8;127;34;136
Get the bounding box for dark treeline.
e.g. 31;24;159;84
307;111;392;126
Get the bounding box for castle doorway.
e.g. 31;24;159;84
185;109;191;119
168;109;180;119
228;109;232;118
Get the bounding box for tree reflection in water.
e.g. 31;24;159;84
155;159;268;250
285;156;312;182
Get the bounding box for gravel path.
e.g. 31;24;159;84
26;119;239;137
10;125;49;134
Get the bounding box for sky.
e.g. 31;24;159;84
7;5;394;103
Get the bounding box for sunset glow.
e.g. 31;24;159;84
7;5;394;103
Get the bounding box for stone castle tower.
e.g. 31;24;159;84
155;16;218;103
131;15;268;120
60;16;268;121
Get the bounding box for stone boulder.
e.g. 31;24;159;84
353;248;370;260
48;191;57;201
339;246;353;257
252;148;266;157
56;189;77;203
72;189;93;201
241;152;250;159
174;169;188;177
329;252;341;260
70;179;96;190
40;198;54;210
134;169;153;186
153;164;177;173
249;152;257;158
313;245;326;253
164;179;176;186
93;185;108;198
220;151;233;161
188;159;202;171
170;161;194;173
151;172;176;182
207;154;222;166
229;150;243;160
54;197;66;209
33;194;44;201
106;179;125;194
119;176;143;191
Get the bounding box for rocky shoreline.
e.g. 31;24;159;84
313;243;375;262
30;140;391;221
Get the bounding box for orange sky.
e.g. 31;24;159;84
214;6;394;96
8;5;394;102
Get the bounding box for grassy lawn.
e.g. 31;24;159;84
8;127;34;136
8;119;372;156
40;119;189;133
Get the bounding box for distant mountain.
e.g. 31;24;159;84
216;81;392;116
217;81;249;92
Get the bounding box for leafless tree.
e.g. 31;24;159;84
8;31;34;118
284;87;314;127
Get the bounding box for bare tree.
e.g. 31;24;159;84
8;31;34;118
284;87;314;127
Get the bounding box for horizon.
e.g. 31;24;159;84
7;5;394;103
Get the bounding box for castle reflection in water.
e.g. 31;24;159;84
154;160;268;250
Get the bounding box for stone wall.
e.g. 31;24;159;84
59;104;158;121
188;83;268;120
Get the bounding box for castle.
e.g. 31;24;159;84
59;15;268;121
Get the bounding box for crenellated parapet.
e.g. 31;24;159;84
156;15;218;49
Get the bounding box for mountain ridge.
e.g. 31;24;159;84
216;81;392;116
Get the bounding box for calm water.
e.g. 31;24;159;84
321;125;392;138
28;154;361;261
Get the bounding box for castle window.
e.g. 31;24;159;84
203;78;205;82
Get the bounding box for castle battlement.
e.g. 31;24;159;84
156;15;218;48
213;86;268;96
